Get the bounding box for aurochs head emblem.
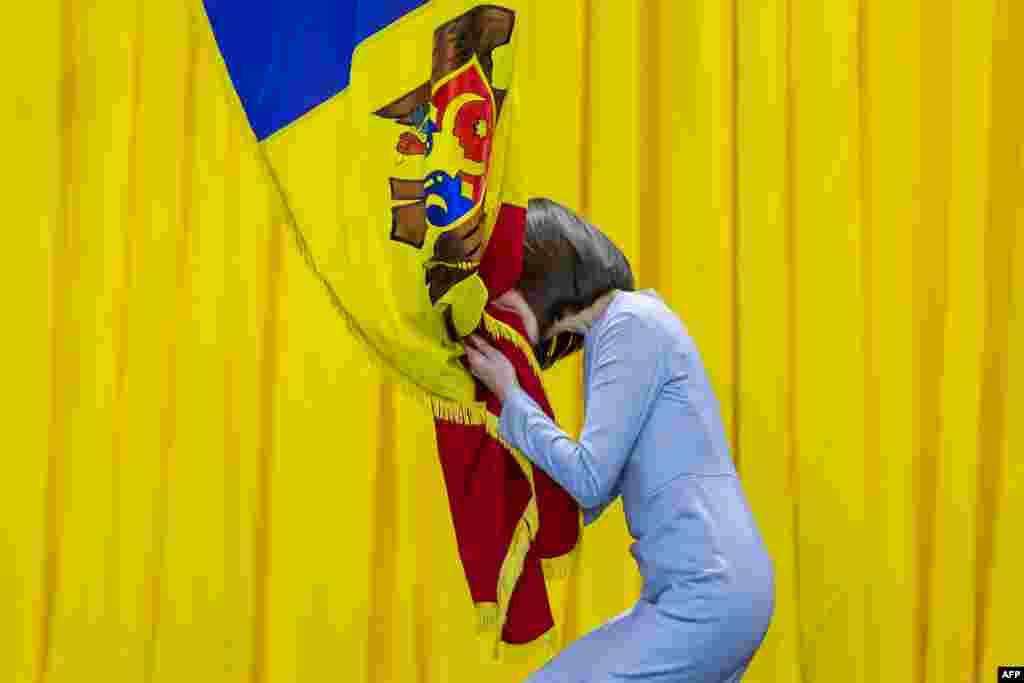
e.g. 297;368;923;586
374;5;515;309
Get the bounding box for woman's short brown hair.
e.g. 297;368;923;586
517;198;635;366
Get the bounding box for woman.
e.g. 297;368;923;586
462;198;774;682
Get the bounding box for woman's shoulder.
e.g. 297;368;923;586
587;292;680;359
604;290;684;339
601;293;701;384
612;289;663;313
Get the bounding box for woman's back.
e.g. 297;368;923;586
582;290;773;606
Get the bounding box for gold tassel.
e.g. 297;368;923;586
422;258;478;271
428;394;491;426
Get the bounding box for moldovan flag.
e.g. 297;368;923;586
199;0;581;653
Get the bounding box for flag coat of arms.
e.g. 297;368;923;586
200;0;582;652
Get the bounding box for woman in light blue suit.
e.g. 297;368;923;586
463;198;774;682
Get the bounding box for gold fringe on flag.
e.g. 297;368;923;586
481;311;546;387
288;215;577;655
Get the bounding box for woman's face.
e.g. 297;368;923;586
492;289;540;345
493;288;590;346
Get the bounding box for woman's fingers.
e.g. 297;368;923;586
464;344;483;365
469;334;496;356
462;341;487;375
465;336;486;355
464;334;507;376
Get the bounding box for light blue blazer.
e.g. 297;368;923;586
499;290;774;682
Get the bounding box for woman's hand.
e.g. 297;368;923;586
462;334;519;403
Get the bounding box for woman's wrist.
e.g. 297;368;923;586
497;379;519;404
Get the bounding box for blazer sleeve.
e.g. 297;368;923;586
498;311;666;510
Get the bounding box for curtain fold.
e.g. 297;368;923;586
5;1;1020;681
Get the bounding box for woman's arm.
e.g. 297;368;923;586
498;311;666;510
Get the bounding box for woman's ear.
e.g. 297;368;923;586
543;306;584;340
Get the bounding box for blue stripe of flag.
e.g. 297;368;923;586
203;0;428;140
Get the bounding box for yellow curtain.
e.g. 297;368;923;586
5;1;1021;681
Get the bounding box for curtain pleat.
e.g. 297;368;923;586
5;1;1020;681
